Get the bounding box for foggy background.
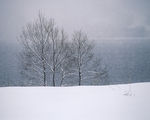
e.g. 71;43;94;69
0;0;150;86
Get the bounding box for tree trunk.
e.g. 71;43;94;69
79;67;81;86
41;56;46;86
60;72;64;86
43;71;46;86
60;77;64;86
52;68;56;86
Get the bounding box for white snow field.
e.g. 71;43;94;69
0;83;150;120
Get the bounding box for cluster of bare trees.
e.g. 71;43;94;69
19;13;108;86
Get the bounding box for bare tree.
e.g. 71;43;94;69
46;27;71;86
71;31;93;85
19;13;73;86
19;13;53;86
71;31;108;85
59;43;76;86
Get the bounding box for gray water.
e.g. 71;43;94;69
0;39;150;86
96;39;150;84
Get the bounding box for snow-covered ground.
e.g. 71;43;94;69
0;83;150;120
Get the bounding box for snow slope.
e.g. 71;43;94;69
0;83;150;120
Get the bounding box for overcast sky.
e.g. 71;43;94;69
0;0;150;43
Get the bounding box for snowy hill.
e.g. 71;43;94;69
0;83;150;120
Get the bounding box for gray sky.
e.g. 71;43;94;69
0;0;150;43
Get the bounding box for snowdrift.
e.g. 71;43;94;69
0;83;150;120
